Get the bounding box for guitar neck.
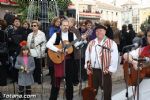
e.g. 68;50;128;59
65;38;80;49
88;74;94;88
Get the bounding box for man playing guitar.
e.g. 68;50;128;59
123;28;150;100
46;19;87;100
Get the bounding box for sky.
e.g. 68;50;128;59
72;0;150;8
101;0;150;7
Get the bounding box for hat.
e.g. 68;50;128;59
95;24;107;31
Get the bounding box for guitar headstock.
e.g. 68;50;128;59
85;29;93;35
87;60;92;68
81;29;93;40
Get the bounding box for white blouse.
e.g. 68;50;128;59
27;30;46;58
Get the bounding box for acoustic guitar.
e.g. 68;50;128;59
48;30;91;64
48;38;82;64
123;60;150;86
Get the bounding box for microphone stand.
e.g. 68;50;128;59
98;47;104;100
10;55;16;100
78;44;84;97
95;45;110;100
38;43;43;100
11;53;17;100
63;46;66;100
122;47;130;100
101;46;104;100
122;45;140;100
59;36;66;100
126;49;130;100
136;60;143;100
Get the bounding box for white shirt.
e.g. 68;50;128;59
129;48;140;59
85;38;119;73
27;30;46;58
46;31;85;52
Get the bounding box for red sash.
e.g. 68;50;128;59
140;45;150;57
54;63;64;78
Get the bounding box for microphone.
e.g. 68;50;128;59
97;45;113;52
133;57;150;63
123;43;139;49
36;41;44;47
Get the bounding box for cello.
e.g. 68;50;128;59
123;45;150;86
82;61;96;100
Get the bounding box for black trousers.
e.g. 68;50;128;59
0;65;7;86
72;59;79;85
47;54;54;84
92;69;112;100
19;85;31;100
81;58;87;81
33;58;42;84
0;54;8;86
9;52;18;82
49;59;74;100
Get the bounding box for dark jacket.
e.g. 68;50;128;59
120;30;128;52
126;30;136;45
22;28;32;41
6;26;25;55
106;26;114;39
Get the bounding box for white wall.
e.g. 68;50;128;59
0;5;17;19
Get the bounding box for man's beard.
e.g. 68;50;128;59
63;28;68;32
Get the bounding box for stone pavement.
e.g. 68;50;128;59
0;64;126;100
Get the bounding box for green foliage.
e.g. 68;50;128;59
140;16;150;32
148;16;150;24
12;0;29;7
13;0;71;22
12;0;30;22
48;12;56;22
55;0;72;11
17;7;28;22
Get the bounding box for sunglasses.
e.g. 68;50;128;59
31;25;37;27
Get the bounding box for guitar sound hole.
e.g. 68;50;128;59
57;55;59;58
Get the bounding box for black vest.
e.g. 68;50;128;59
54;32;74;45
54;32;74;58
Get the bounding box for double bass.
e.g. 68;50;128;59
82;61;96;100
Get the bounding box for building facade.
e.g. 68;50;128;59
71;0;122;29
0;0;17;19
139;7;150;26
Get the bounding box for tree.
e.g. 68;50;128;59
12;0;71;21
11;0;30;21
56;0;72;11
140;16;150;33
